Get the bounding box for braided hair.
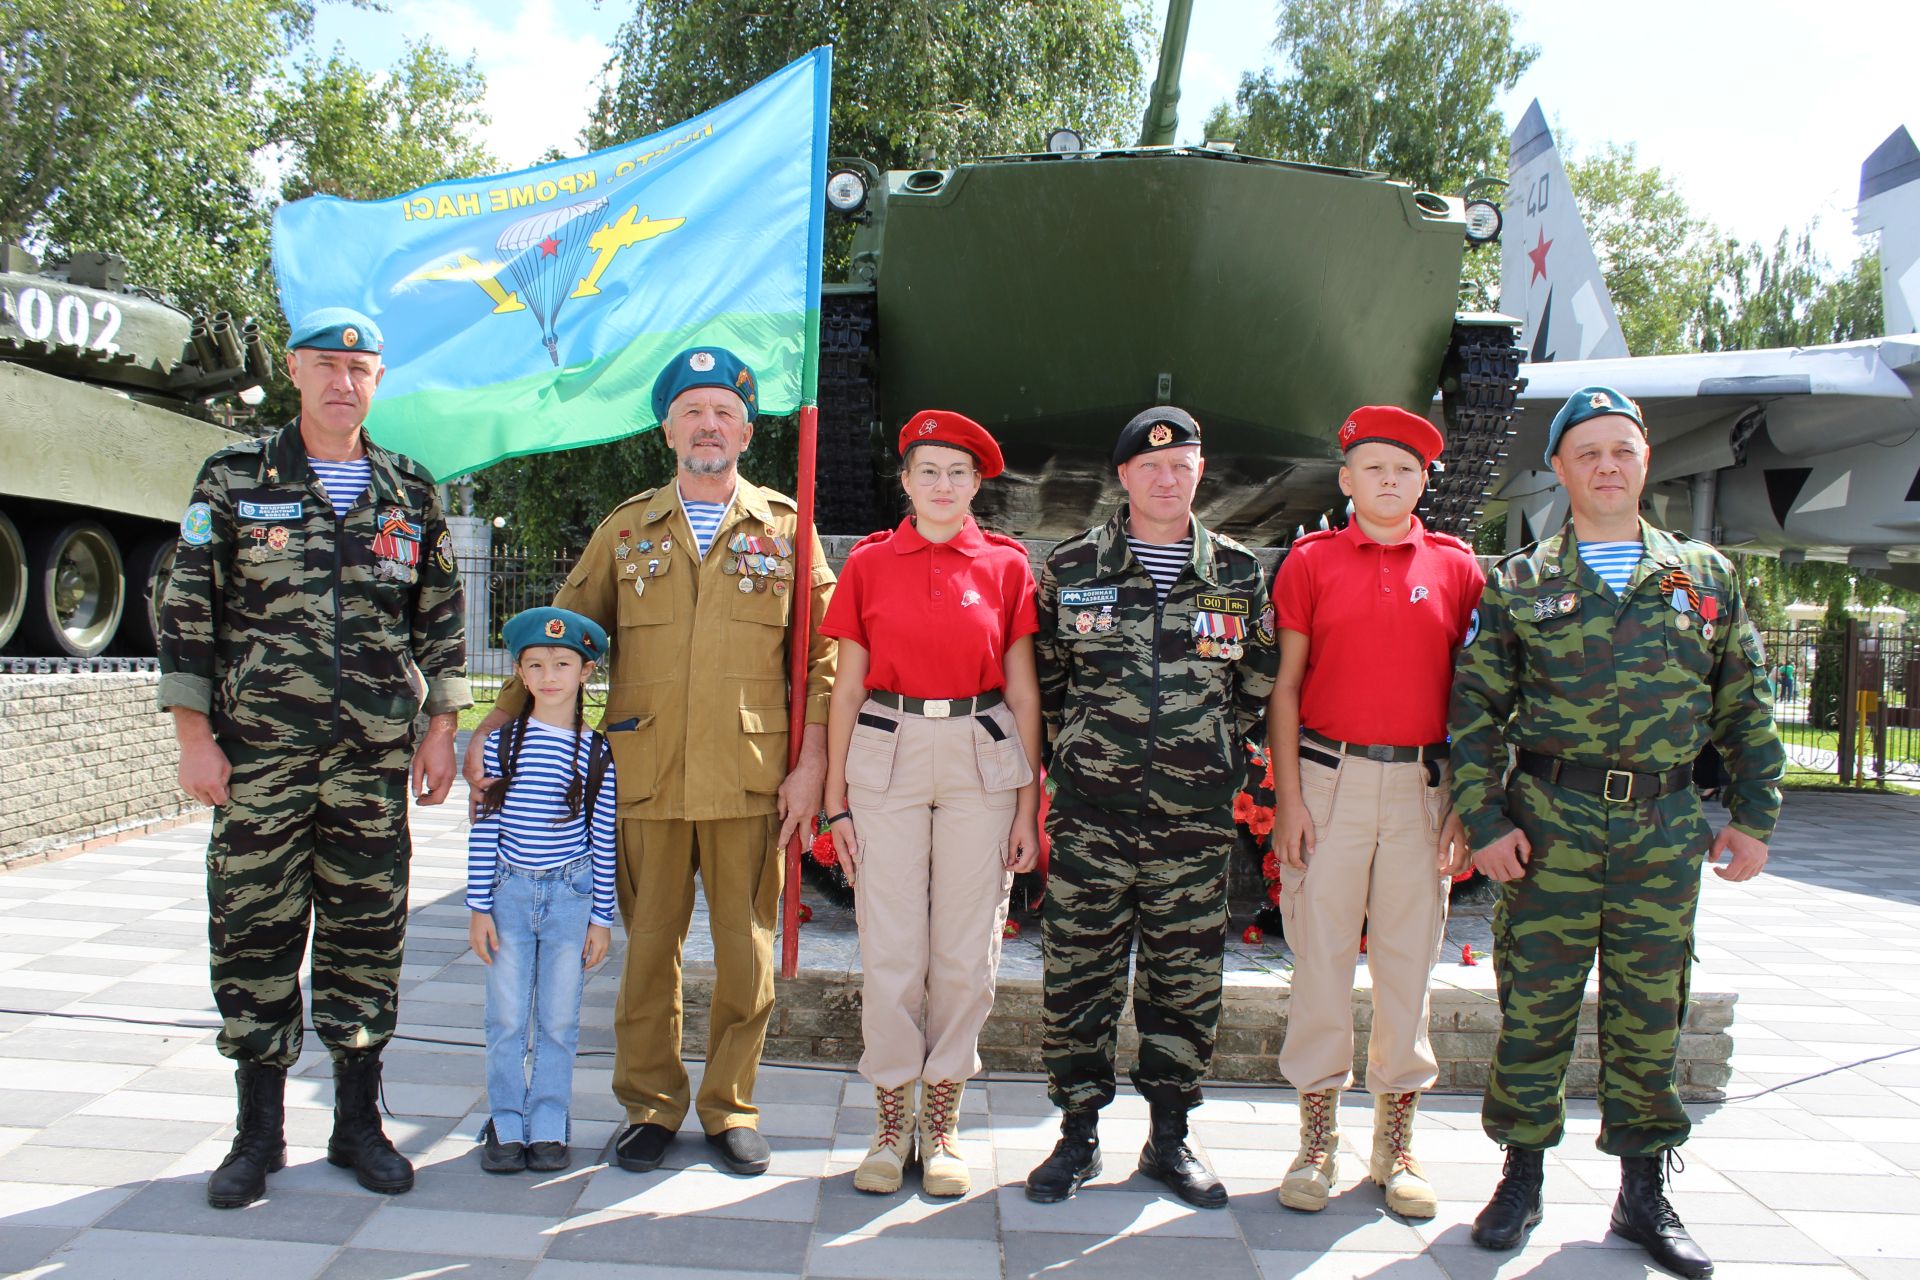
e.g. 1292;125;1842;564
475;676;591;824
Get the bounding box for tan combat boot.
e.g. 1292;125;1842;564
1370;1091;1437;1218
853;1083;915;1194
1278;1088;1340;1211
918;1080;970;1197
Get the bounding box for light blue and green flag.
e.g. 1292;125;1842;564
271;47;831;480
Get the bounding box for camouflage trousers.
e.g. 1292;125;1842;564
1041;789;1233;1112
1485;773;1707;1156
206;740;413;1069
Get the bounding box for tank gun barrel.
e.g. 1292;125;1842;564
1137;0;1195;147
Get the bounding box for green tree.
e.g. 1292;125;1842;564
270;39;495;203
1201;0;1536;194
1562;143;1714;356
1;0;313;321
480;0;1152;550
1693;231;1884;353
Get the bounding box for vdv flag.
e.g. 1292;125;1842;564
271;47;832;481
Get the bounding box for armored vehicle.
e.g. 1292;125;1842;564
0;244;267;658
813;0;1521;542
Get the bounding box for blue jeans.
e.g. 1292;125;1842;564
483;855;593;1144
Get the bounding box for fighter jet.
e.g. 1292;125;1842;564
1495;100;1920;591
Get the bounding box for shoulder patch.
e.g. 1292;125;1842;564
1208;529;1252;556
180;502;214;546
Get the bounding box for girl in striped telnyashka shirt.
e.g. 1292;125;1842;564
467;607;617;1176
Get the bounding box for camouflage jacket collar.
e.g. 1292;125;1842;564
264;420;411;510
1540;518;1691;600
1091;504;1221;586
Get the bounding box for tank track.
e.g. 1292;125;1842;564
815;290;884;537
1420;320;1525;537
2;656;157;675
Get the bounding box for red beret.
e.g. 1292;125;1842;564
898;410;1004;479
1337;406;1445;468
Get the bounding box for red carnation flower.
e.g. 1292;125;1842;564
1267;884;1282;906
1002;919;1021;939
797;903;813;924
810;830;837;867
1241;924;1264;945
1262;852;1281;881
1232;792;1255;825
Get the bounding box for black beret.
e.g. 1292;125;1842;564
1113;405;1202;466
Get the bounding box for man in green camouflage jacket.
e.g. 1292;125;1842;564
158;309;470;1209
1023;407;1278;1210
1450;386;1782;1278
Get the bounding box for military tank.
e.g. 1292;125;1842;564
813;0;1521;542
0;244;268;659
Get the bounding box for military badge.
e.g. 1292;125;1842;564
919;418;939;436
633;577;645;598
773;580;788;595
740;576;756;594
1559;592;1577;615
1463;608;1480;646
266;525;290;551
690;351;716;371
1076;611;1095;634
544;618;567;639
342;326;359;348
1148;423;1173;447
434;530;455;572
180;502;213;546
1699;594;1719;622
372;509;422;567
660;537;673;555
1702;622;1715;641
1589;390;1610;410
1741;624;1766;667
625;562;638;575
1094;608;1114;633
1675;613;1691;630
615;541;631;560
638;539;653;553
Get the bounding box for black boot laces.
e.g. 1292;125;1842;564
1488;1146;1540;1212
1642;1149;1688;1235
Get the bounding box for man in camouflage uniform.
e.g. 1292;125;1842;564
1025;407;1278;1208
159;309;470;1209
1450;386;1782;1278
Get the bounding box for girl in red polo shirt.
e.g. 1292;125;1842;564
821;411;1043;1198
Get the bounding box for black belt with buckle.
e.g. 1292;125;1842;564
1516;749;1691;804
868;689;1004;719
1302;729;1448;764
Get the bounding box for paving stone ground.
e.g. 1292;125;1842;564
1;787;1917;1279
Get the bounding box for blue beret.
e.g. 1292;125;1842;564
1113;405;1202;466
289;307;383;355
651;346;757;425
1545;386;1645;465
502;607;607;663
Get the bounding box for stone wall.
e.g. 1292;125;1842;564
0;673;202;865
686;969;1736;1101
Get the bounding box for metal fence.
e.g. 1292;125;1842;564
1763;622;1918;784
453;545;607;709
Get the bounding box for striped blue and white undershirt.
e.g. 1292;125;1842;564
466;720;618;926
1578;540;1643;595
679;485;728;559
308;456;372;517
1127;537;1192;605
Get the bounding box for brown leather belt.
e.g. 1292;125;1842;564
1516;749;1691;804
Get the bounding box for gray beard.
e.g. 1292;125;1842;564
680;454;736;477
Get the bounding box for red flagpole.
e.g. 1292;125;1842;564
781;403;819;979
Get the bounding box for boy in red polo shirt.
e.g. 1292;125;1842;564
1267;406;1482;1218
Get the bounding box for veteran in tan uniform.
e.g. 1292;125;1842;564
467;347;834;1176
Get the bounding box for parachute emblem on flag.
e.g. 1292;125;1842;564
498;197;609;365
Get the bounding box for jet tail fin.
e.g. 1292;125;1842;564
1856;125;1920;336
1500;100;1628;362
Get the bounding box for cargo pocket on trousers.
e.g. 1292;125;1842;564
604;714;656;808
1299;752;1341;830
845;710;900;794
972;707;1030;807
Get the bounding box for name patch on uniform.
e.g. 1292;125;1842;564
1059;587;1118;606
237;500;302;521
1195;593;1250;615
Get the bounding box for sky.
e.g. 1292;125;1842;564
311;0;1918;276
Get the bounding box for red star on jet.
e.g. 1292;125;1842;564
539;236;560;257
1527;227;1553;284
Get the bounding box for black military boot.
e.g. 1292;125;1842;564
1471;1146;1545;1250
1024;1109;1101;1203
206;1061;287;1208
1138;1099;1228;1209
327;1048;415;1194
1612;1153;1714;1277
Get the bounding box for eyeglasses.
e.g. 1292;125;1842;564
908;465;977;487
